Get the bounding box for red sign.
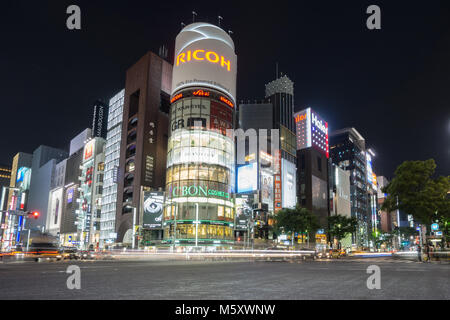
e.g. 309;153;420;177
210;101;233;137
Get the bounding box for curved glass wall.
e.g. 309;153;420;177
164;91;235;245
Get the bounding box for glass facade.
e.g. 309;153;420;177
164;92;235;245
100;89;124;246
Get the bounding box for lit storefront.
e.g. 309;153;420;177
164;94;235;244
164;23;237;246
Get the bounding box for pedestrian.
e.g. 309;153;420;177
427;245;432;262
417;245;422;262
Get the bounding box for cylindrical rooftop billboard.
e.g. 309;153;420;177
171;22;237;103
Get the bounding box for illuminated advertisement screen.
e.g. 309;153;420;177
281;159;296;209
171;23;237;102
16;167;28;183
49;188;63;228
237;163;258;193
143;192;164;229
84;140;95;162
67;187;74;204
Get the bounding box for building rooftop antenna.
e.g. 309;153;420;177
192;11;197;23
218;15;223;27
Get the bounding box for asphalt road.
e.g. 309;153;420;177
0;258;448;300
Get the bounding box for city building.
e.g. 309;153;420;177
294;108;330;229
329;163;352;248
92;99;109;139
164;22;237;246
0;164;11;189
366;149;380;238
329;128;369;247
27;145;68;232
265;75;297;212
0;152;33;251
115;50;172;245
100;89;124;247
46;159;67;236
77;137;105;249
234;75;297;241
59;129;92;247
236;102;275;240
329;164;351;218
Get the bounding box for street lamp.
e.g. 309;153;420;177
132;206;137;250
194;203;199;248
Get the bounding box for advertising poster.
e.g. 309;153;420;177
48;188;63;230
281;159;296;209
237;163;258;193
260;170;274;211
67;187;74;204
235;195;253;230
142;192;164;229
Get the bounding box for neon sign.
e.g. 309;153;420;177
295;113;307;123
193;89;210;97
176;49;231;71
219;96;234;108
172;184;230;199
171;93;183;103
311;112;328;135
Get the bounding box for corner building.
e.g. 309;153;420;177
164;23;237;245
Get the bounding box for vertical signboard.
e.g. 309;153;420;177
142;191;164;229
274;150;282;212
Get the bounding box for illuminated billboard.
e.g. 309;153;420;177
142;191;164;229
281;159;296;209
84;140;95;162
237;163;258;193
171;23;237;103
48;188;63;230
294;108;329;158
235;195;253;230
67;187;74;204
260;170;274;211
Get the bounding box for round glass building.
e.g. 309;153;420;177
163;23;237;246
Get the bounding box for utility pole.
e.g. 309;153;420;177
195;203;199;248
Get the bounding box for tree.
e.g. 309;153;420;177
327;215;358;249
381;160;450;226
273;205;320;246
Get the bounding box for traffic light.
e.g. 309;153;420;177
27;211;40;219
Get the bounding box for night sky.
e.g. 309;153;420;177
1;0;449;179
